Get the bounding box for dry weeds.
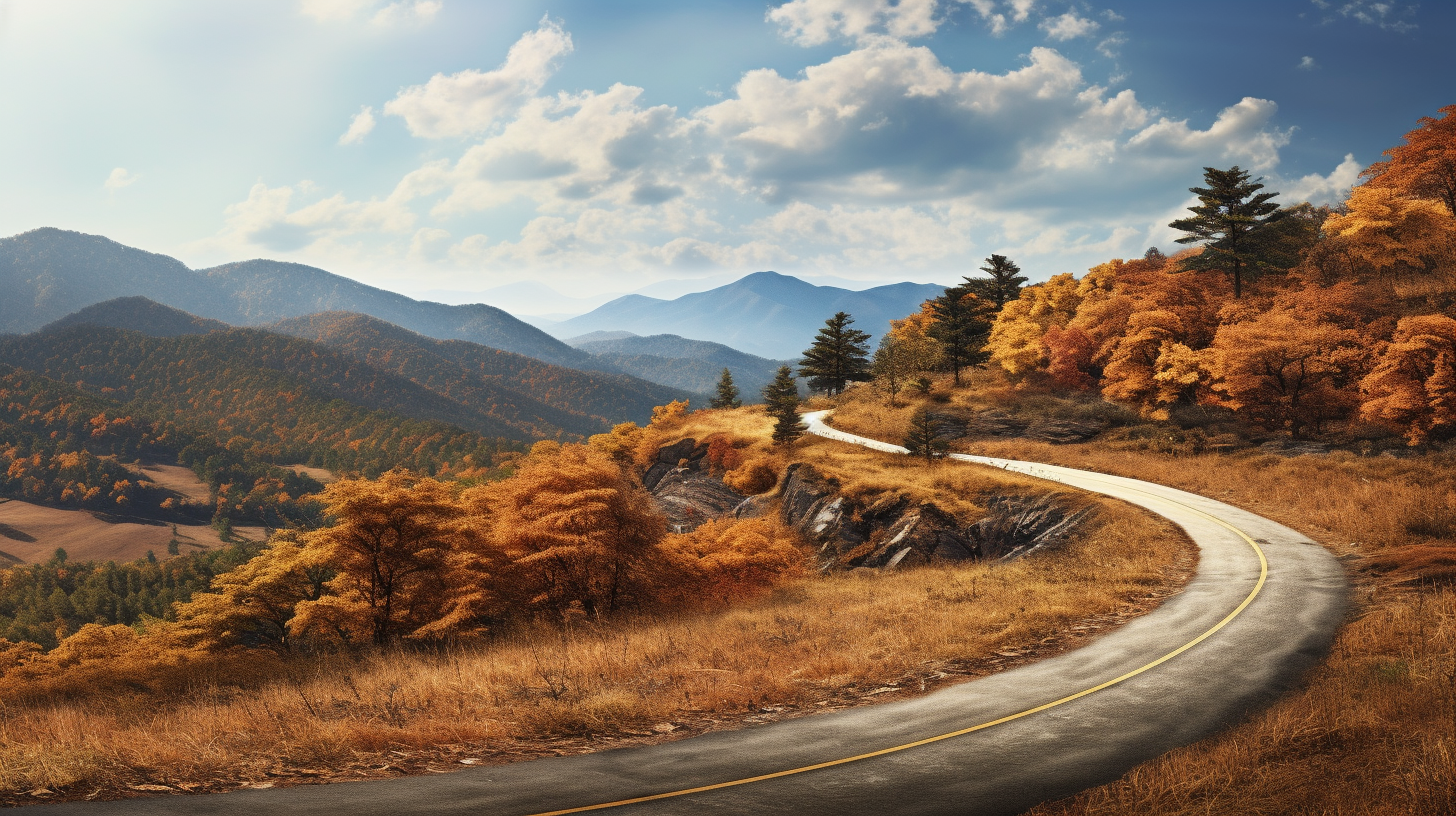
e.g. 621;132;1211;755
0;492;1191;805
829;379;1456;815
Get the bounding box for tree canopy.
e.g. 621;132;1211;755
1169;166;1286;298
963;254;1028;309
797;312;871;396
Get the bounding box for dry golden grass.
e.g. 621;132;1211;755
829;379;1456;815
0;473;1190;804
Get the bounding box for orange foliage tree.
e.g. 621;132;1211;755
1360;315;1456;444
1322;183;1455;279
1363;104;1456;217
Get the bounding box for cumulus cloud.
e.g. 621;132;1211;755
1280;153;1362;205
338;106;376;145
1039;10;1099;41
1297;55;1317;70
767;0;940;45
204;14;1300;282
1097;32;1128;58
1126;97;1292;171
383;17;572;138
104;167;140;190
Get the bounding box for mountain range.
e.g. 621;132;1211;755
0;228;599;371
544;272;945;359
566;332;794;400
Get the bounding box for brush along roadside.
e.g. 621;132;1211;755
0;435;1193;805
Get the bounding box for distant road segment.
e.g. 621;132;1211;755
37;410;1347;816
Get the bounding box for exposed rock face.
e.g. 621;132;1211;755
651;469;747;533
779;463;1085;571
953;409;1105;444
643;437;707;490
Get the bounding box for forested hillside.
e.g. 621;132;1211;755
270;312;695;433
568;332;792;397
42;296;230;337
0;326;522;479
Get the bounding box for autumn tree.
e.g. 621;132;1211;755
985;273;1083;378
1360;315;1456;444
927;287;995;385
1363;104;1456;217
661;517;804;607
964;254;1028;309
173;533;331;652
870;334;917;405
709;368;742;409
291;471;466;645
1322;183;1455;279
762;366;803;445
1170;166;1287;298
798;312;872;395
904;408;951;462
477;444;667;618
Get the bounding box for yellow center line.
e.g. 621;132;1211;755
521;430;1269;816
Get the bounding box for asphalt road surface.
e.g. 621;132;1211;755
37;411;1347;816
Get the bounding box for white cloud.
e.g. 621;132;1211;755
1039;10;1100;41
1097;32;1128;58
338;106;376;145
1297;55;1317;70
1126;97;1292;171
372;0;440;27
767;0;940;45
1312;0;1417;32
383;17;572;138
1279;153;1362;205
103;167;140;190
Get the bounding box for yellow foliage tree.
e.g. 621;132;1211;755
172;533;331;652
662;517;805;607
291;471;467;645
986;272;1083;377
1323;183;1456;278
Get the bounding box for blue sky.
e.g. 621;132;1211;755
0;0;1449;312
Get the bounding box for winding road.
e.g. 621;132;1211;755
38;412;1348;816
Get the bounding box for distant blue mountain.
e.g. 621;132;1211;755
545;272;946;359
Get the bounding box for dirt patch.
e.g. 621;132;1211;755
288;465;336;484
0;501;265;564
133;463;212;503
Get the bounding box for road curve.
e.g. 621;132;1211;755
37;412;1347;816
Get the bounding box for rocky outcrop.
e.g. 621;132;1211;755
953;409;1105;444
643;437;708;490
779;463;1086;571
651;469;747;533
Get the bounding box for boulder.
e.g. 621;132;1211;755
643;437;708;490
969;494;1090;561
651;469;747;533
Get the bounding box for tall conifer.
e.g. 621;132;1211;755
797;312;871;396
709;367;742;409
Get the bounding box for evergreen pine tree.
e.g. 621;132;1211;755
1169;166;1287;298
903;408;949;462
709;367;742;409
927;287;994;385
762;365;803;445
797;311;872;396
963;254;1027;309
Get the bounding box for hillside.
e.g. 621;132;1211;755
546;272;945;358
41;296;230;337
0;325;521;478
568;333;793;398
269;312;697;433
0;228;600;370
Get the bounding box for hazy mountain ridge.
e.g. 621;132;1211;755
569;333;793;398
0;228;601;371
42;296;231;337
269;312;696;433
546;272;945;358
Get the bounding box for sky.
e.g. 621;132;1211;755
0;0;1450;313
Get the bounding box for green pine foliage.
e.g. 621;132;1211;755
1169;165;1287;298
762;365;803;444
927;287;994;385
797;311;872;396
0;541;262;650
710;367;742;409
963;254;1028;309
903;408;950;462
